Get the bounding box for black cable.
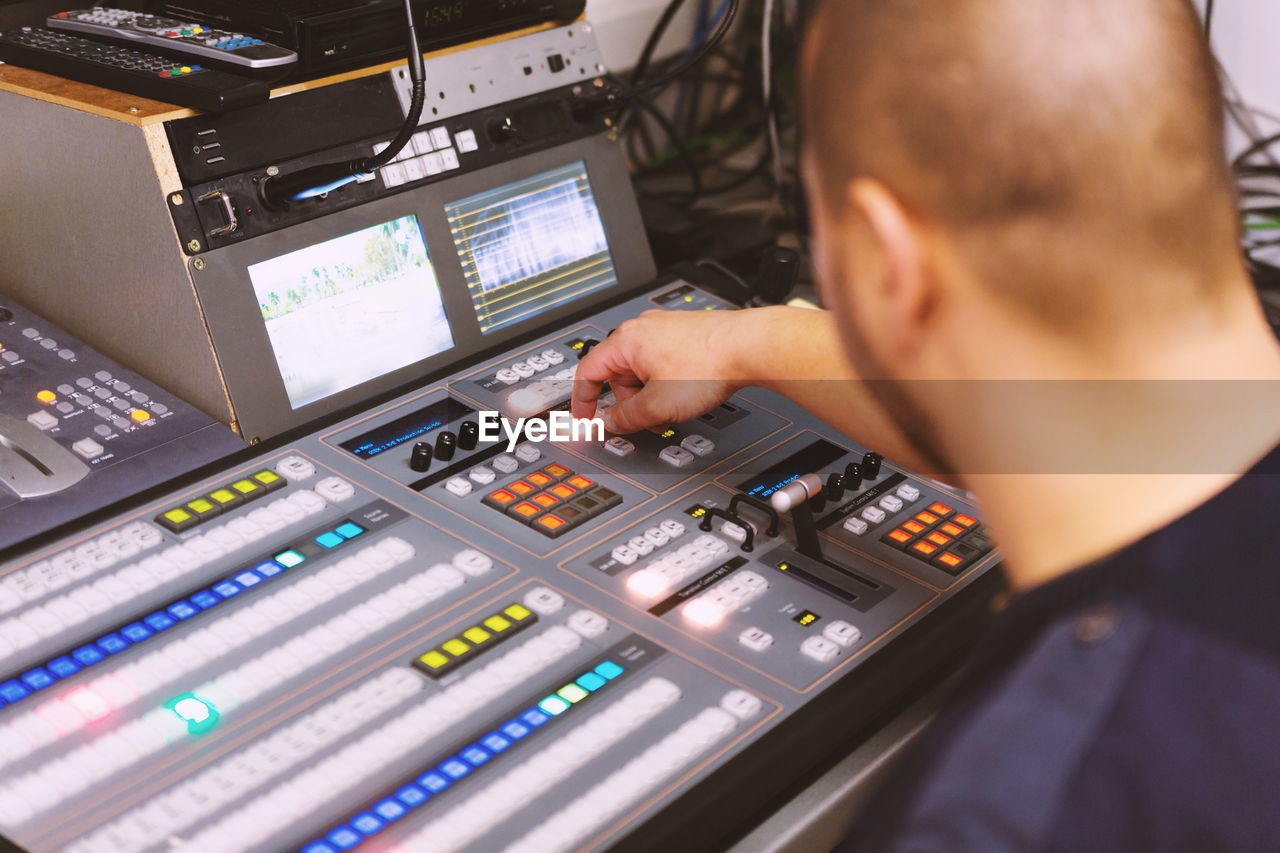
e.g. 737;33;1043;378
624;80;704;204
631;0;693;88
258;0;424;208
1205;0;1215;40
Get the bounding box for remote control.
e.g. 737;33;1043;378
0;27;271;113
48;7;296;71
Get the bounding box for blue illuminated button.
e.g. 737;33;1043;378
121;622;154;643
439;757;471;779
302;842;338;853
167;601;198;621
47;656;81;678
374;797;408;820
275;550;305;569
144;611;176;632
325;826;361;850
350;811;383;835
501;720;531;740
594;660;624;680
520;707;550;728
20;668;54;691
233;570;262;588
395;784;429;807
460;744;491;766
481;732;511;753
71;644;105;666
315;531;344;549
212;580;241;598
0;680;31;703
335;522;365;539
97;632;130;654
577;671;607;692
418;770;451;792
190;589;220;609
255;560;283;578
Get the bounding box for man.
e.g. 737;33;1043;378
571;0;1280;849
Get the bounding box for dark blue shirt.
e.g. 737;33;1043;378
840;443;1280;852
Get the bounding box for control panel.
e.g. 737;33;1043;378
0;299;246;551
0;279;1002;853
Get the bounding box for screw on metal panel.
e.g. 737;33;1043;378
128;106;141;114
192;258;206;270
171;194;184;206
266;166;280;177
249;437;260;445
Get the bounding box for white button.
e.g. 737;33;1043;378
567;610;608;638
822;620;862;648
610;545;638;566
526;355;549;372
737;570;768;593
896;483;921;503
523;587;565;615
490;454;518;475
455;128;478;152
422;152;444;175
541;349;564;365
605;437;635;457
451;549;493;577
440;148;460;170
738;626;774;651
313;477;355;503
402;157;426;182
445;477;472;497
496;368;521;385
642;527;670;547
659;446;696;468
801;635;840;662
514;442;541;464
879;495;904;513
275;456;316;481
512;361;536;378
430;127;451;149
625;568;671;598
720;521;750;545
860;506;887;524
627;536;654;556
411;130;435;155
468;466;496;485
843;516;869;535
720;689;764;720
680;435;715;457
380;163;407;188
72;437;104;459
683;597;726;628
26;410;58;431
659;519;686;538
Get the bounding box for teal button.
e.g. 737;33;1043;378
275;550;305;568
315;531;344;549
335;522;365;539
576;672;607;692
594;660;624;680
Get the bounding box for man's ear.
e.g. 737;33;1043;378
848;179;932;359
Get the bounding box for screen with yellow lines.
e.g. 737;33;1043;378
446;162;619;333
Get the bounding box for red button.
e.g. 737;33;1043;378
914;511;939;526
903;520;927;535
531;492;560;508
953;514;978;528
526;472;553;487
510;502;542;519
542;463;571;479
939;522;963;537
486;489;517;506
509;480;535;495
926;531;952;547
928;502;955;517
937;552;964;568
536;514;567;531
887;529;913;544
550;483;577;499
566;475;594;490
911;540;939;557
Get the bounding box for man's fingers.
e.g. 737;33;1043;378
604;384;679;434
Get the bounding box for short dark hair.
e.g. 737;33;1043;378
802;0;1243;330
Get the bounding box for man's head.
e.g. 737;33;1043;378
801;0;1246;473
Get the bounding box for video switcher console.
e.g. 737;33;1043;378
0;279;1001;853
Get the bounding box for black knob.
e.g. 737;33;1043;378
843;462;864;491
409;441;433;472
0;307;12;323
435;430;457;462
825;473;845;502
755;246;801;304
577;339;600;360
488;116;517;144
862;452;882;479
458;420;479;451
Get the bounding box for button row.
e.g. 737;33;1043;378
413;602;537;678
881;503;993;573
682;570;769;628
472;463;623;539
623;533;733;600
494;347;566;385
155;468;287;533
841;481;924;536
610;517;687;566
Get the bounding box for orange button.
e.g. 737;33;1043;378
926;531;952;547
902;520;926;535
526;472;553;487
887;529;913;544
531;492;559;508
535;514;567;531
542;463;571;479
550;483;577;499
911;540;939;556
36;389;56;404
130;410;152;423
511;502;542;518
509;480;536;495
566;475;594;490
914;511;939;525
487;489;517;505
927;502;954;516
953;514;978;528
937;552;964;568
939;522;963;537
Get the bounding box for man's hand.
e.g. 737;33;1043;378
570;309;743;434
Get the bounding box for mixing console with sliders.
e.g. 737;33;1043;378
0;277;1002;852
0;299;245;550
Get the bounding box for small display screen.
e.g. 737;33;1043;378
248;216;455;410
446;161;618;333
736;439;849;499
338;396;475;460
793;610;821;627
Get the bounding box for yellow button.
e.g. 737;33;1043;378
209;488;238;505
187;498;216;515
181;66;192;73
231;479;259;495
253;469;281;485
192;26;203;33
163;508;193;524
503;604;533;622
441;638;470;657
131;410;151;423
418;650;449;669
483;615;512;632
36;390;56;404
462;626;491;644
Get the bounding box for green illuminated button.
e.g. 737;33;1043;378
208;488;242;508
274;550;305;569
185;497;219;518
441;638;470;658
230;478;261;497
538;695;570;716
418;650;449;670
168;693;219;735
156;506;196;532
503;604;533;622
557;683;589;704
252;469;284;490
483;615;512;632
462;626;491;645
